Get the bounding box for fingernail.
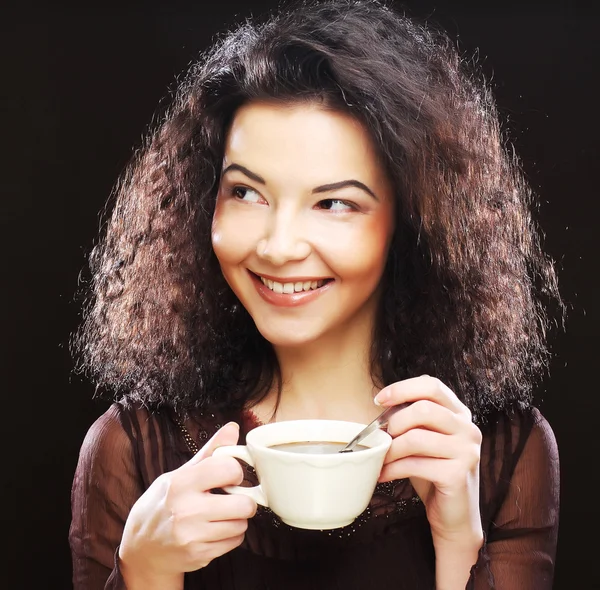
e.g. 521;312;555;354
374;390;390;405
224;421;239;429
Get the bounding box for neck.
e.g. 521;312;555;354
257;310;384;425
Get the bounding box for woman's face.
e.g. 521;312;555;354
212;101;395;348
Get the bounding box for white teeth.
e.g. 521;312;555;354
259;276;328;293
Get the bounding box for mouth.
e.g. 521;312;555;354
250;271;334;294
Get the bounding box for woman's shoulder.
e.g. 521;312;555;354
77;401;209;486
528;406;558;446
74;403;141;485
79;403;131;454
514;406;559;470
477;405;559;528
80;402;155;447
82;400;240;444
480;405;556;446
478;405;558;510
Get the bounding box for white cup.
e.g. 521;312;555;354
213;419;392;530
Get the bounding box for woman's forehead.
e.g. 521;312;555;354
223;101;391;194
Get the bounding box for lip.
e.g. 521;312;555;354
249;271;334;307
252;271;333;283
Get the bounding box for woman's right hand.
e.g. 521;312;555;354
118;422;256;590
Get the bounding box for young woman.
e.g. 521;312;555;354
69;1;562;588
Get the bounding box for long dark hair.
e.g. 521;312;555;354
71;0;562;421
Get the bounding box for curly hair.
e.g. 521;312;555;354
72;0;562;421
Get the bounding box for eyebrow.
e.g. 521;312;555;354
221;163;379;201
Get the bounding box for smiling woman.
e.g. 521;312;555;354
212;102;394;350
69;1;562;589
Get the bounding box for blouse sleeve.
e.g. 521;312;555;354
69;404;141;590
469;409;560;589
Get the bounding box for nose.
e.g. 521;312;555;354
256;208;311;265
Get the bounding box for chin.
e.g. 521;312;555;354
255;323;324;349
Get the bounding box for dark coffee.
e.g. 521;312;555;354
269;441;369;454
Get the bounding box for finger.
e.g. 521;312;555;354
195;534;246;563
184;518;249;544
199;491;257;521
184;534;247;570
383;428;458;464
187;422;240;465
379;456;454;483
375;375;464;414
386;400;463;437
205;519;249;542
379;456;478;490
193;455;247;491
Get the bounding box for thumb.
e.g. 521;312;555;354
187;421;240;465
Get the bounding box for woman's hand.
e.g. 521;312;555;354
118;422;257;589
375;375;484;550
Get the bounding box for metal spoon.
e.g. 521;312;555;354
339;402;411;452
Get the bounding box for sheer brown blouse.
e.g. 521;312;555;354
69;403;559;589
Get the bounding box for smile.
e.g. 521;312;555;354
249;271;334;307
259;277;327;293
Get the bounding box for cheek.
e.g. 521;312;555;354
211;203;262;264
319;216;393;281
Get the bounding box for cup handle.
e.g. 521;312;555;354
212;445;269;507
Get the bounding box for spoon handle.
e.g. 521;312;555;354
340;402;411;452
374;402;411;428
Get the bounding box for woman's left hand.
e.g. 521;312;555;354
375;375;484;548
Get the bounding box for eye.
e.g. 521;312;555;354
317;199;355;212
231;185;263;203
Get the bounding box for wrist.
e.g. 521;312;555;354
431;520;484;551
118;547;184;590
433;529;484;553
433;534;483;590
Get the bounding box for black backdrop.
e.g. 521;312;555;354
2;1;598;588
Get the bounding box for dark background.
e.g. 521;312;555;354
1;1;598;588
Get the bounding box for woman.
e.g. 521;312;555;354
69;1;562;588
